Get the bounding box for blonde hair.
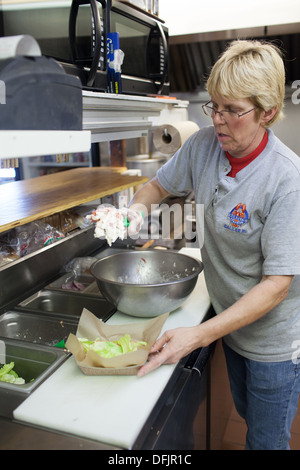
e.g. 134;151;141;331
206;40;286;126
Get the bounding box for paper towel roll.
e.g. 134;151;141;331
0;35;41;60
153;121;200;155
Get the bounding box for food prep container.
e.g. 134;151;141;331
0;337;67;417
0;311;78;347
17;290;116;321
90;250;203;317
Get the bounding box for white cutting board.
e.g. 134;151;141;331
13;355;177;448
13;248;210;448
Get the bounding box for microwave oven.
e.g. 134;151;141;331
0;0;169;95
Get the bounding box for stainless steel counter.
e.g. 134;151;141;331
0;238;212;450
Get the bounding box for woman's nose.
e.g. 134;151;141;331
212;111;225;125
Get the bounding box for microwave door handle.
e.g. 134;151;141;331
157;23;169;94
69;0;104;87
153;22;168;95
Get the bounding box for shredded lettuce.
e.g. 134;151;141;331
78;334;147;358
0;362;25;384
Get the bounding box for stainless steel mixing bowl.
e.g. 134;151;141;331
90;251;203;317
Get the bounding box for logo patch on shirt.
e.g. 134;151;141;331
224;203;249;233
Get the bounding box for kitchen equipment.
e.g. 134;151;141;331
90;250;203;317
17;290;115;321
12;262;214;449
0;337;67;418
126;154;167;179
0;311;78;347
1;230;213;449
47;272;100;295
0;0;169;95
0;55;82;130
153;121;200;155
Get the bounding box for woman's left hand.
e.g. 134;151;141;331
137;326;202;377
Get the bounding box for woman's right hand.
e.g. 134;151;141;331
126;208;145;236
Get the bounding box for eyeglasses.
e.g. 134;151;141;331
202;101;257;122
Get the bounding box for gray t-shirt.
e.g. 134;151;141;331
157;126;300;362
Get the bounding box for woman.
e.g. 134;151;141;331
127;40;300;450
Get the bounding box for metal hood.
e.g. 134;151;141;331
168;23;300;93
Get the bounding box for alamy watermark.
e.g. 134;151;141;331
128;202;204;248
99;201;204;247
291;80;300;105
135;202;204;248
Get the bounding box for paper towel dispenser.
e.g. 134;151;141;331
153;121;200;155
0;55;82;130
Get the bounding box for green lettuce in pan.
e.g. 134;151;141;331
0;362;25;384
65;309;169;374
78;334;147;358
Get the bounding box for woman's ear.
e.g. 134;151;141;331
261;107;278;124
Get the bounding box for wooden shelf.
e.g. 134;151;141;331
0;167;148;234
